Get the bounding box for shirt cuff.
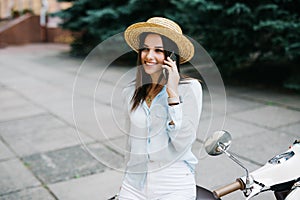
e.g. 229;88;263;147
167;103;182;131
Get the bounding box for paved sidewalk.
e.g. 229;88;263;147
0;44;299;200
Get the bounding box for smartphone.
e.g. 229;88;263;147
163;51;176;79
169;51;176;62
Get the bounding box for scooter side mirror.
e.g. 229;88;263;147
205;130;252;191
205;130;232;156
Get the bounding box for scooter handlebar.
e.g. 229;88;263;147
213;179;245;198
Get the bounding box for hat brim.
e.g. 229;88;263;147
124;22;194;64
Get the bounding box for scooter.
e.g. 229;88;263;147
108;130;300;200
200;130;300;200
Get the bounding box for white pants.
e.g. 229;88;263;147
119;162;196;200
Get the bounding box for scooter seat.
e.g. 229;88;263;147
196;185;221;200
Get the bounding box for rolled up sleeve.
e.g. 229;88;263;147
166;103;183;131
167;80;202;152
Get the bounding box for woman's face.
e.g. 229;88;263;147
140;33;165;79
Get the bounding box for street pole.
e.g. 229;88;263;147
40;0;48;42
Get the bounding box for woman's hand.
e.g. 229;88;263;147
162;57;180;98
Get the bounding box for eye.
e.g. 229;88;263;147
155;49;164;53
140;47;149;52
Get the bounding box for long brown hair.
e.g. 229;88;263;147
130;32;185;111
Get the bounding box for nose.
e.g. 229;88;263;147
146;49;155;60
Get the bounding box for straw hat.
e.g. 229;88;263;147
124;17;194;64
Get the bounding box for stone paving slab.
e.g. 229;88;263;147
94;81;124;106
2;52;128;108
0;114;65;135
97;66;133;85
230;129;298;165
0;187;55;200
227;86;300;110
23;145;105;184
70;100;125;141
23;143;123;184
197;115;268;141
0;87;16;100
0;140;15;161
0;89;33;110
60;97;112;140
0;44;70;56
2;125;93;157
223;96;266;114
87;142;125;169
0;87;46;122
231;105;300;128
0;65;24;84
73;68;130;109
200;92;224;120
74;61;132;86
108;136;127;155
1;75;72;106
200;89;265;121
203;92;266;115
41;96;123;143
93;103;125;140
48;169;123;200
0;113;93;156
0;159;40;195
0;97;33;111
0;105;45;123
279;122;300;138
43;98;76;125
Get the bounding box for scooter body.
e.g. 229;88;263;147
202;131;300;200
196;186;220;200
242;141;300;200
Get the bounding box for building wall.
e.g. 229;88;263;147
0;14;76;45
0;1;74;46
0;0;72;23
0;14;41;44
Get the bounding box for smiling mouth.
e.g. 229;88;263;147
144;61;158;66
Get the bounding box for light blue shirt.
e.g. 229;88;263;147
122;79;202;190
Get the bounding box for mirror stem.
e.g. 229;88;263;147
218;143;251;186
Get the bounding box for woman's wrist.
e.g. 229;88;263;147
168;96;181;106
167;91;178;98
167;87;180;105
168;96;180;103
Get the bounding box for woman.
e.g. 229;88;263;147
119;17;202;200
